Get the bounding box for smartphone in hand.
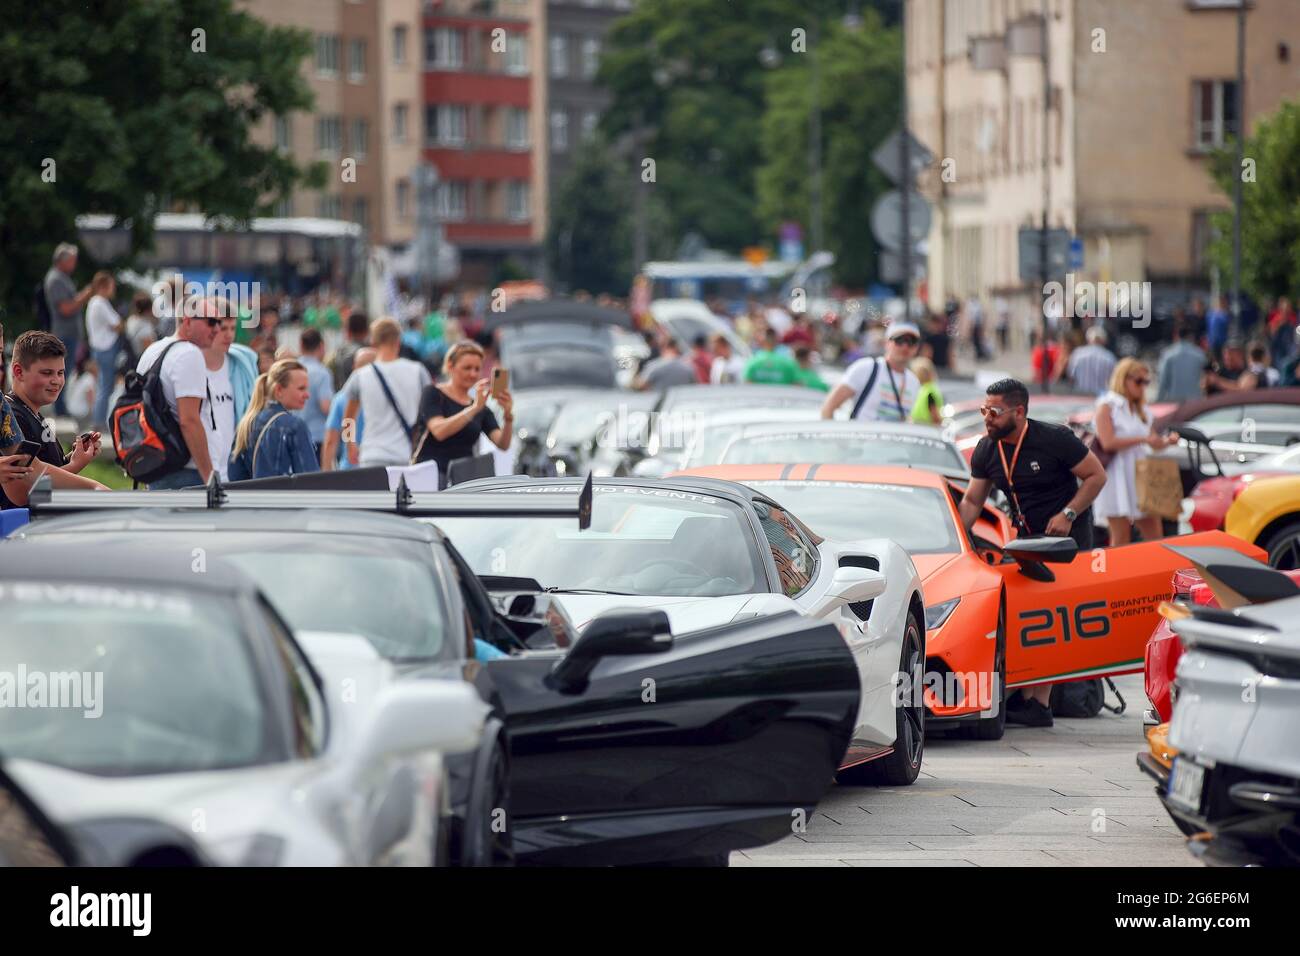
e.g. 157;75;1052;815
17;439;43;466
490;367;509;400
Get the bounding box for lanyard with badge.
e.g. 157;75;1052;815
996;421;1032;535
884;364;904;421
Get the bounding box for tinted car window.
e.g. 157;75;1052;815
748;481;961;554
260;598;327;758
0;583;265;776
754;502;815;596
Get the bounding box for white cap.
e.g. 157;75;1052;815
886;321;921;340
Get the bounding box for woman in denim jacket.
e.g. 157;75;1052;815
229;359;320;480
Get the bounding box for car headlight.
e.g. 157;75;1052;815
925;598;960;631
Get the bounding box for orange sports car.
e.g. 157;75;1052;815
678;463;1260;739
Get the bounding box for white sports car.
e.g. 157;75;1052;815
0;541;486;867
438;475;926;785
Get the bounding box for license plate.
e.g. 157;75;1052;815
1167;758;1206;815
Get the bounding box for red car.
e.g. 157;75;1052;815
1187;443;1300;532
1145;561;1300;723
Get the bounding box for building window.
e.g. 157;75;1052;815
273;196;293;218
435;181;467;222
549;34;568;78
396;179;411;220
393;103;409;144
316;34;340;77
348;38;367;82
507;181;529;222
1193;79;1240;151
393;24;409;66
350;118;369;159
550;110;568;152
316;116;342;156
1191;209;1219;276
506;108;530;149
318;194;342;219
352;198;370;231
426;26;464;68
274;115;292;152
581;110;599;141
581;37;601;79
506;33;528;75
427;105;467;146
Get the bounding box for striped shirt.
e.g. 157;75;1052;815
1067;345;1117;396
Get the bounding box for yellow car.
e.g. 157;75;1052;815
1225;473;1300;569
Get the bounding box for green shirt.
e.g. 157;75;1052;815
911;381;944;424
796;367;830;392
743;349;802;386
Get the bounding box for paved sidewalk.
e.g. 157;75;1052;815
734;673;1195;867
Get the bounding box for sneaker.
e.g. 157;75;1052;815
1006;698;1054;728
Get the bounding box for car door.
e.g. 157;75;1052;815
484;611;859;866
1000;530;1265;688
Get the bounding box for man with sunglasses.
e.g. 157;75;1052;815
821;321;922;422
134;296;221;488
958;378;1107;727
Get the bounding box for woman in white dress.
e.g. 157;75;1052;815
1093;357;1179;545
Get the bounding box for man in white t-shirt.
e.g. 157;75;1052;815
135;297;219;488
821;321;923;422
202;314;238;481
341;317;431;467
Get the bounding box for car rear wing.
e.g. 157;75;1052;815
25;472;595;530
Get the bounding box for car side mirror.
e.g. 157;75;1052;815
1004;536;1078;582
808;565;887;617
548;609;673;694
356;683;487;769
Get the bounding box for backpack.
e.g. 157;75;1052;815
110;341;192;483
34;280;53;332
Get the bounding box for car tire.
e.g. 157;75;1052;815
1262;520;1300;571
838;609;925;786
959;592;1006;741
461;737;513;867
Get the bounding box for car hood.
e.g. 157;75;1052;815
547;593;761;633
912;552;962;582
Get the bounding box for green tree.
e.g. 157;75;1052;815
599;0;901;263
756;13;901;287
0;0;324;330
546;137;671;295
1207;99;1300;303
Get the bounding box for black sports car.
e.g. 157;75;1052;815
17;483;861;866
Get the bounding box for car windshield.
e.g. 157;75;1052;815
25;531;450;661
721;431;966;472
428;487;763;597
511;348;616;389
0;583;265;776
747;481;961;554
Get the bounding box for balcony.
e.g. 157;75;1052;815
424;145;530;180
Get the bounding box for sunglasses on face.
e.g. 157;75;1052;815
1130;376;1151;386
980;405;1009;417
891;336;920;347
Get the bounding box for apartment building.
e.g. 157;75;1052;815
423;0;548;283
907;0;1300;332
242;0;422;249
546;0;630;201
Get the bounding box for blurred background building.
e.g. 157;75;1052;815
908;0;1300;339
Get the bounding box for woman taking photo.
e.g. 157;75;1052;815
229;359;320;480
414;340;513;487
1092;357;1179;545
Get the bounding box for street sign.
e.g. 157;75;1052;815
1069;236;1085;271
1018;227;1072;284
879;250;926;285
871;190;932;253
872;129;935;185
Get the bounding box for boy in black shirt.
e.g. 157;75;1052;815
959;378;1107;727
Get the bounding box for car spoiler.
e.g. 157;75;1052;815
25;471;596;531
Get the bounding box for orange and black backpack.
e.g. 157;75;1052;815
111;341;191;483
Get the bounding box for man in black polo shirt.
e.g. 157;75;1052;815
958;378;1107;727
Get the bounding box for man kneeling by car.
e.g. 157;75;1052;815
957;378;1106;728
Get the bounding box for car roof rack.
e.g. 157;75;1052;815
26;471;595;530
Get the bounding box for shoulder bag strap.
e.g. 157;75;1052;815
371;365;414;446
850;358;882;419
251;411;288;475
